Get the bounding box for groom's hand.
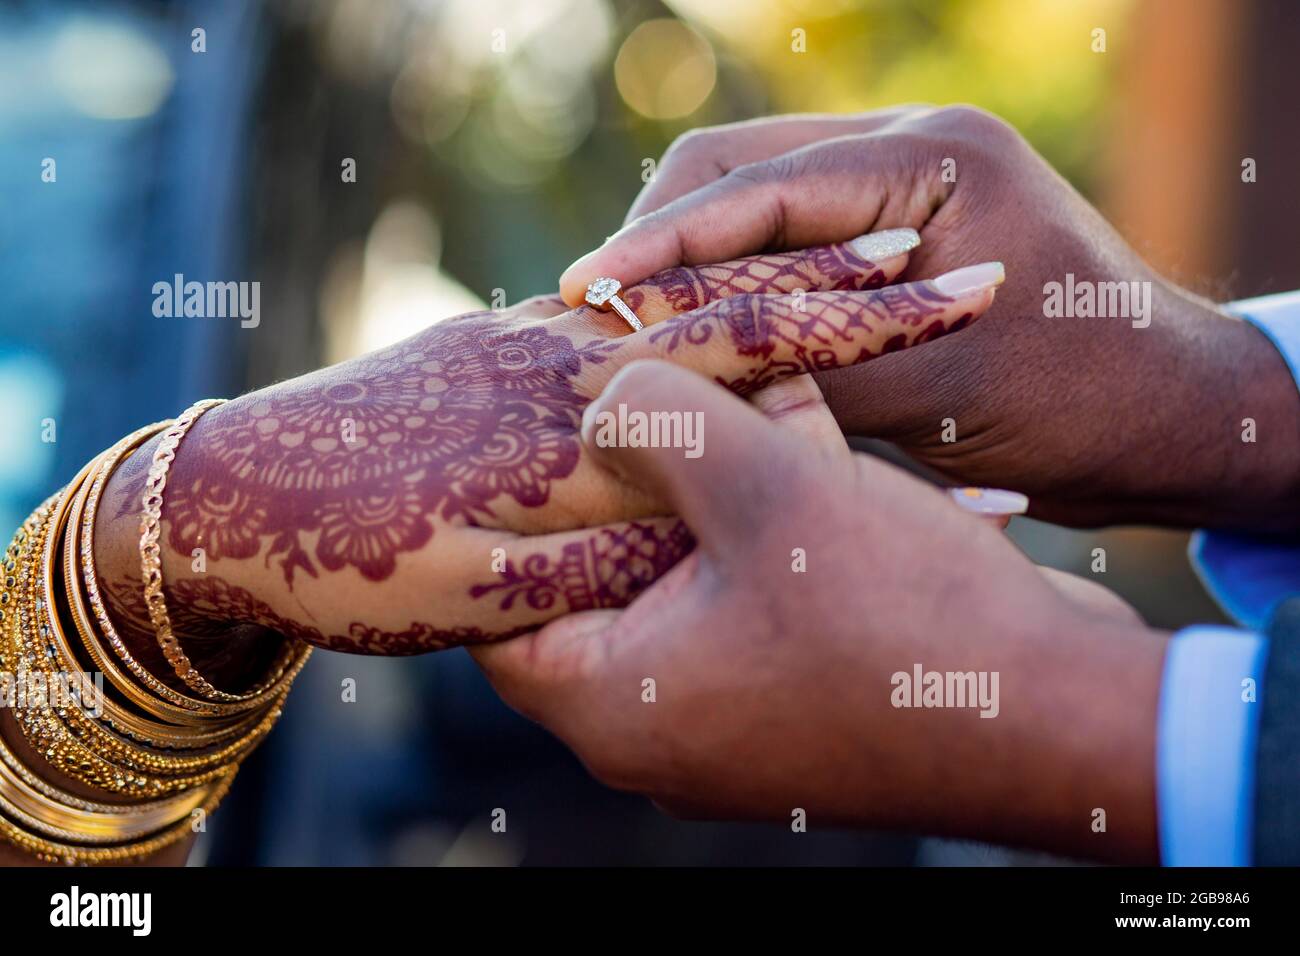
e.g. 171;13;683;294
560;107;1300;530
473;361;1169;863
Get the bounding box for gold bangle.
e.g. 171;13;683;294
0;457;295;864
0;733;218;844
140;399;307;705
40;474;277;775
72;423;305;724
8;482;237;794
66;475;273;747
140;399;236;700
0;719;202;817
0;757;236;865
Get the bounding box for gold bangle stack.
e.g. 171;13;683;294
0;401;312;864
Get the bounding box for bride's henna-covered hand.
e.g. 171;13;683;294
93;233;1002;664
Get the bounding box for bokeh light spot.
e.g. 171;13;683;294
50;19;173;120
614;19;717;120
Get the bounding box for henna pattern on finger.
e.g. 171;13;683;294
473;520;693;613
344;519;694;653
648;283;966;395
622;243;890;316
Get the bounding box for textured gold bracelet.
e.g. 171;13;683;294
140;399;237;700
0;721;202;817
139;398;308;705
39;475;276;776
0;748;236;865
0;401;312;864
72;423;303;725
8;486;236;795
0;734;217;844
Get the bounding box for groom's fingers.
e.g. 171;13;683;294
580;228;920;333
468;607;622;719
625;107;930;223
560;133;947;307
588;264;1004;398
579;360;811;555
473;362;828;729
748;374;847;451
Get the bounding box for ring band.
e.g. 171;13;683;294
585;277;644;332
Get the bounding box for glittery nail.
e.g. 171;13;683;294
849;228;921;261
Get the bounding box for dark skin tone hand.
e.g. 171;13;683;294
560;106;1300;531
474;361;1170;864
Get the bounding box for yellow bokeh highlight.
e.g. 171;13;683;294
615;18;717;120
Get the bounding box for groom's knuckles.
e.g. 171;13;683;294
561;172;783;306
636;128;730;207
920;104;1023;149
751;375;847;449
475;607;612;679
584;362;721;490
629;108;929;222
628;124;753;224
469;637;547;715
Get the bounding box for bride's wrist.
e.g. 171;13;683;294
92;431;277;691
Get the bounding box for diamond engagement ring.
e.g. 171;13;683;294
584;277;644;332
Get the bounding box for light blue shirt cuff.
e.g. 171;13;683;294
1158;625;1267;866
1191;291;1300;630
1191;530;1300;632
1233;290;1300;385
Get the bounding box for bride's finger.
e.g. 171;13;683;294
574;228;920;333
589;262;1005;396
438;518;693;644
256;514;686;654
496;293;569;322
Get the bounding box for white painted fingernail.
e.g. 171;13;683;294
849;227;920;261
947;486;1029;516
932;261;1005;296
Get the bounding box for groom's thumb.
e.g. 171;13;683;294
581;361;800;553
